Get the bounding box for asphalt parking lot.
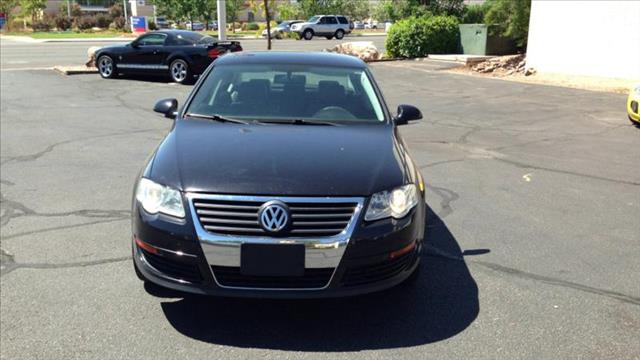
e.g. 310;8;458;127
1;37;639;359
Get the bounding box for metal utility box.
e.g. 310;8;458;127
459;24;516;55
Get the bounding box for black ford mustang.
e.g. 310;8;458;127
94;30;242;84
133;52;425;298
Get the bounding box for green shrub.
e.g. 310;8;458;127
54;15;72;31
110;16;126;30
148;20;157;30
95;13;111;28
461;4;486;24
75;15;97;30
385;15;460;58
32;18;52;31
245;22;259;30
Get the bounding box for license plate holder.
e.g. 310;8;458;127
241;244;305;277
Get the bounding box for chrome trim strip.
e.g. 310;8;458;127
117;63;169;70
186;193;365;291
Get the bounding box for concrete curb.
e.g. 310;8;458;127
53;66;98;75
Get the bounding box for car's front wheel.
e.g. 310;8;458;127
334;29;345;40
169;59;191;84
303;29;314;40
97;55;117;79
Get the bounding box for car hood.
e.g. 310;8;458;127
147;119;410;196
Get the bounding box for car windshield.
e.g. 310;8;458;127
308;16;320;23
186;63;386;124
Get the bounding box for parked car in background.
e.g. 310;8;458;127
95;30;242;84
290;15;352;40
628;84;640;125
155;16;169;29
208;21;218;30
353;21;364;29
261;20;303;39
186;22;205;31
364;21;379;29
133;51;426;298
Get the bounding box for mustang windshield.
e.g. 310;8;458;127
186;64;386;123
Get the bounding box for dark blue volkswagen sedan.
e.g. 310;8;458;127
132;52;426;298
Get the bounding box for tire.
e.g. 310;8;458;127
97;55;117;79
334;29;345;40
303;29;314;40
169;58;191;84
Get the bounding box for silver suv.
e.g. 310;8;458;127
290;15;351;40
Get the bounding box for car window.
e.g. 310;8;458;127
337;16;349;24
318;17;328;24
187;64;386;123
172;32;208;45
137;33;166;46
326;17;338;25
308;16;320;23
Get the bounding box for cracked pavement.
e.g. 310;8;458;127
1;39;639;359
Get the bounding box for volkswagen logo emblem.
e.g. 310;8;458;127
258;201;290;233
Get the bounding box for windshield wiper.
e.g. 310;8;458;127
257;119;340;126
184;113;251;125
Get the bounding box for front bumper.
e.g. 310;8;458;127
132;195;425;298
627;92;640;123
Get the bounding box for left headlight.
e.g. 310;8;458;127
135;178;185;218
364;184;419;221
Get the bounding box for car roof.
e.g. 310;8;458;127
214;51;366;69
153;29;205;36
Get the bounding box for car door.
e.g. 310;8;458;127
325;16;339;34
126;33;168;72
316;16;330;35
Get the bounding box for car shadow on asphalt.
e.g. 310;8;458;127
156;204;479;351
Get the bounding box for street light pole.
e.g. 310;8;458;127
123;0;128;26
217;0;226;41
67;0;71;18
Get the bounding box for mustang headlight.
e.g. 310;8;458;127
365;184;419;221
634;85;640;95
135;178;185;218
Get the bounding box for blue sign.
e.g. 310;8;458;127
131;16;147;33
0;14;6;29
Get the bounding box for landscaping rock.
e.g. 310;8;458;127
470;54;527;76
86;46;101;68
324;41;381;62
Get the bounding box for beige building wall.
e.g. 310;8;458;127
526;0;640;79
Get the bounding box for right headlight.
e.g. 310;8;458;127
364;184;419;221
135;178;185;218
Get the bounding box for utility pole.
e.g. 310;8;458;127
67;0;71;18
264;0;271;50
123;0;128;26
217;0;226;41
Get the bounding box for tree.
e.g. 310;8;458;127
225;0;243;32
275;1;300;20
20;0;47;24
264;0;271;50
427;0;464;17
342;0;369;21
0;0;19;30
484;0;531;48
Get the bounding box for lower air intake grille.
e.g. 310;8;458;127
341;251;417;287
212;266;334;289
141;248;203;283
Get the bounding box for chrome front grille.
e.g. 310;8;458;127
191;196;359;237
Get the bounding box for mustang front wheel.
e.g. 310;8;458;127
170;59;191;84
97;55;117;79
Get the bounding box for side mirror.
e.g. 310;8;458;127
153;98;178;119
394;104;422;125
